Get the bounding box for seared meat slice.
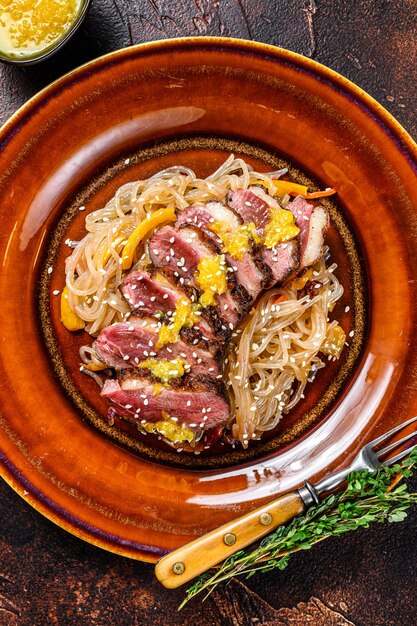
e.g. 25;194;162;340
176;201;242;235
93;316;220;376
176;203;268;298
120;269;219;344
262;240;300;288
121;269;183;315
227;188;270;232
287;197;329;269
149;225;248;326
148;225;212;284
227;188;302;286
101;373;230;428
226;249;268;298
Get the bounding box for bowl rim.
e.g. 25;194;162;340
1;36;417;562
1;36;416;156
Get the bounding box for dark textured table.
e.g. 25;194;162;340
1;2;416;625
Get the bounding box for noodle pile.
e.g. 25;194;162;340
227;257;344;444
64;155;345;447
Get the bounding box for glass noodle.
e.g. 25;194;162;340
64;155;344;446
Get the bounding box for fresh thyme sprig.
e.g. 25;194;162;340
179;446;417;608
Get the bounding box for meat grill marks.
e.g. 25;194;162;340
101;372;230;429
93;316;220;377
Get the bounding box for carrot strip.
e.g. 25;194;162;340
272;294;288;304
297;188;337;199
82;362;108;371
121;207;176;270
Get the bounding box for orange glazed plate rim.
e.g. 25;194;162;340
0;37;416;562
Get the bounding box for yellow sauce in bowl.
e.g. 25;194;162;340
0;0;84;61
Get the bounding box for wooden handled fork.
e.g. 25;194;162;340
155;415;417;588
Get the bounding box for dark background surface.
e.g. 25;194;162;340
0;2;416;625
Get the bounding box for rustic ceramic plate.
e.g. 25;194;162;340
0;38;416;562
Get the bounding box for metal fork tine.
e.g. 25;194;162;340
368;415;417;449
384;445;416;467
378;429;417;458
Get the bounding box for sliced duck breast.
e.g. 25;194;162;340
120;269;219;345
93;316;219;376
101;373;230;428
121;269;184;315
149;224;249;326
262;240;300;288
176;203;268;298
227;188;271;232
287;197;329;269
149;225;212;284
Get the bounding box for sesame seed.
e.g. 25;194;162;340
79;205;86;211
345;306;350;313
47;266;53;275
123;355;130;361
143;398;149;406
349;330;355;337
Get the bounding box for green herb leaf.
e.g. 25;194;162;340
179;446;417;608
